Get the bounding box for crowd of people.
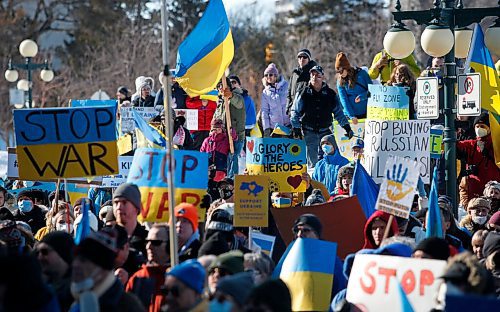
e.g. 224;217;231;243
1;46;500;311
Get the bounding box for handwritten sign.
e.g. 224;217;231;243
246;138;306;192
101;156;134;187
347;255;447;312
362;120;430;183
234;175;269;227
334;119;365;160
367;85;409;120
429;126;443;159
174;109;199;130
120;107;159;133
376;156;421;219
13;107;118;180
127;148;208;222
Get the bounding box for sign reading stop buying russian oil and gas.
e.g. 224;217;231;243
13;107;118;180
127;148;208;222
346;255;447;312
416;77;439;120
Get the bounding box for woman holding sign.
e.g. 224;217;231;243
335;52;372;123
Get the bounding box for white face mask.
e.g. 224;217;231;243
475;127;488;138
56;223;74;233
472;215;487;225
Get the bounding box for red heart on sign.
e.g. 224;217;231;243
287;175;302;189
247;140;255;153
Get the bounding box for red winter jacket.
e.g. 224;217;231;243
457;134;500;200
362;210;400;249
186;96;217;131
126;264;168;312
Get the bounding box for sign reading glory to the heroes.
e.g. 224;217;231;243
13;106;119;180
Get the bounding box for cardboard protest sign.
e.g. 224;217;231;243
120;107;159;133
234;175;269;227
367;85;410;120
13;107;118;180
429;126;443;159
334;119;365;160
376;156;421;219
127;148;208;222
347;255;447;312
174;109;199;130
246;138;307;192
271;196;366;258
70;99;117;107
252;231;276;257
362;120;430;183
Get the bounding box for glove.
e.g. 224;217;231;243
293;128;303;140
342;124;354;139
200;194;212;209
264;128;272;137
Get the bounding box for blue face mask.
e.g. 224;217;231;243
18;200;33;213
209;300;232;312
272;197;292;208
322;144;333;155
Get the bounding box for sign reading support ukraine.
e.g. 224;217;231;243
13;106;118;180
127;148;208;223
367;85;410;120
246;137;307;192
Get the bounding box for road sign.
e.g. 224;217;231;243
90;89;110;100
457;73;481;117
416;77;439;119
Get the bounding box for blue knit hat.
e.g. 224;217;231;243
167;260;206;294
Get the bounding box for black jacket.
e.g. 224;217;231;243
132;95;155;108
179;239;202;263
286;60;318;114
13;206;46;234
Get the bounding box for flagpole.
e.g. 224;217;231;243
221;74;234;154
161;0;179;266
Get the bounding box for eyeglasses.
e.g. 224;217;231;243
160;285;181;297
146;239;167;246
264;74;275;77
297;55;309;59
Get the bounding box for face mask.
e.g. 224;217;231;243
472;215;487;225
209;300;232;312
272;197;292;208
322;144;333;154
56;223;74;233
18;200;33;213
220;189;233;200
475;127;488;138
70;277;94;295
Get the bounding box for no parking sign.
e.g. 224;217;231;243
457;73;481;117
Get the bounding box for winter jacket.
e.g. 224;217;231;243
312;152;349;195
242;89;257;130
213;88;246;140
132;95;155;108
291;82;349;130
459;215;487;236
186;96;217;131
287;59;318;114
337;68;372;118
362;211;399;249
457;134;500;207
261;76;290;130
13;205;46;234
126;265;168;312
200;131;237;171
368;50;420;83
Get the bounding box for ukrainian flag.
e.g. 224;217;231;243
132;109;166;148
466;24;500;167
275;238;337;311
200;90;219;102
174;0;234;96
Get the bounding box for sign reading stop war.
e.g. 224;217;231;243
346;255;447;312
127;148;208;223
246;137;307;192
13;106;118;180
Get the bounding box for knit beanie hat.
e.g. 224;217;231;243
198;231;230;256
0;220;24;251
167;259;206;294
488;211;500;227
174;203;199;232
467;197;491;211
117;86;129;97
209;250;244;275
75;228;118;270
305;189;326;206
113;183;142;212
297;48;312;59
482;231;500;259
217;272;254;306
264;63;279;76
320;134;339;151
414;237;450;260
40;231;75;265
473;111;490;128
246;278;292;312
293;214;322;238
335;52;351;71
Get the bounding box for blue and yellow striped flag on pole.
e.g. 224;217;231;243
174;0;234;96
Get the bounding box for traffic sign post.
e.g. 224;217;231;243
457;73;481;117
416;77;439;120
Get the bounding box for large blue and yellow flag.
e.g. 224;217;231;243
174;0;234;96
132;109;166;148
274;238;337;311
466;24;500;168
351;159;379;218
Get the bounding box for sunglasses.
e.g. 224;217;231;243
160;285;181;297
297;55;309;59
264;74;275;77
146;239;167;246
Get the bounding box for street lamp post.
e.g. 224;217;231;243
383;0;500;216
4;39;54;108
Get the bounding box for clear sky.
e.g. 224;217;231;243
222;0;275;24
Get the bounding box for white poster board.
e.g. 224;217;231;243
174;109;199;131
416;77;439;120
361;120;430;183
347;255;447;312
101;156;134;187
457;73;481;117
120;107;159;133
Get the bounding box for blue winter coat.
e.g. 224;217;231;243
337;69;372;118
312;152;349;195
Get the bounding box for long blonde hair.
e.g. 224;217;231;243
387;64;415;87
45;202;72;231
